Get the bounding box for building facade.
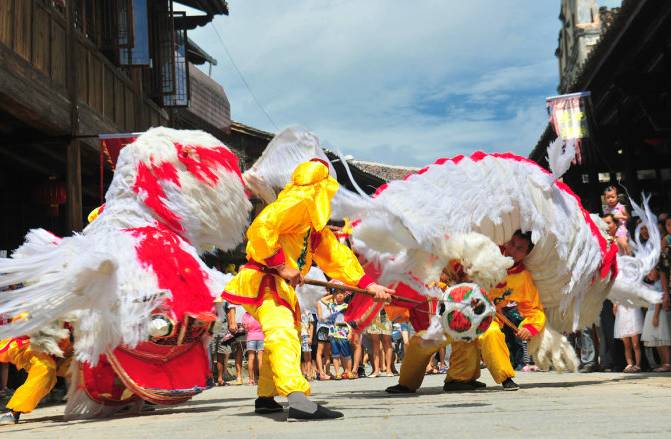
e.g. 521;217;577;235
0;0;232;251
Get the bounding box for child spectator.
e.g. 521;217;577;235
316;294;334;380
603;186;631;255
641;268;671;372
300;309;315;380
613;299;643;372
242;312;264;385
323;289;353;379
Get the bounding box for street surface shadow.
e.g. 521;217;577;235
12;405;229;432
435;402;491;409
183;396;255;406
518;375;649;389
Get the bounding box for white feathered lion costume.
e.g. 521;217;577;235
0;127;251;417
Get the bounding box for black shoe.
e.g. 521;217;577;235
255;397;284;414
443;381;477;392
469;380;487;389
579;363;598;373
287;404;344;421
357;366;366;378
501;378;519;391
385;384;416;394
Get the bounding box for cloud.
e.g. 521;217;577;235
184;0;561;166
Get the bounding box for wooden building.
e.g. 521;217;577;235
530;0;671;214
0;0;232;251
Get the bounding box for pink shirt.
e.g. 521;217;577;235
242;312;264;341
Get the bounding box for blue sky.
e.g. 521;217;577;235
182;1;622;167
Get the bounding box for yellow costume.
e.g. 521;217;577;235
397;266;545;390
448;265;545;384
223;160;373;397
0;338;70;414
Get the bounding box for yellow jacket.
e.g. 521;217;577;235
488;266;545;335
223;160;373;317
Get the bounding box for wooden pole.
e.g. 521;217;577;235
302;278;424;306
65;0;82;232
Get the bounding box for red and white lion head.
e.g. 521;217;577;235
91;127;252;253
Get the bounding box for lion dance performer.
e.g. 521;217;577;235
0;127;251;421
222;159;393;421
0;319;71;425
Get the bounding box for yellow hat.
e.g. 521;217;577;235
276;160;339;231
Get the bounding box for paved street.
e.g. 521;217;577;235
3;372;670;438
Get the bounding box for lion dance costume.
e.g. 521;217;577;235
0;127;251;421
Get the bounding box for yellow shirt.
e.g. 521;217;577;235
488;267;545;334
223;161;371;316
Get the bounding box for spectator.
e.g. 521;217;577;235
323;290;353;380
366;309;394;377
211;301;233;386
300;309;315;380
641;268;671;372
242;312;264;385
315;294;334;380
226;305;246;385
613;299;643;373
602;186;631;255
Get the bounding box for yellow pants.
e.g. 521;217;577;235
398;332;451;390
398;321;515;390
477;321;515;383
244;294;310;398
5;344;57;413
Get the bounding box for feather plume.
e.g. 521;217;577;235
546;138;576;180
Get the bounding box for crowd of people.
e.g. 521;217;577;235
571;186;671;374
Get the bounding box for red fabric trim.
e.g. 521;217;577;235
310;158;329;168
507;263;525;274
0;336;30;353
310;230;323;251
264;249;286;268
357;274;375;289
523;324;540;336
371;151;618;279
221;266;301;324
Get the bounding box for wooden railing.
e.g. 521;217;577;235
0;0;167;133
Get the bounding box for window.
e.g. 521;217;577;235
660;168;671;181
636;169;657;180
151;1;189;108
118;0;150;66
581;174;590;184
598;172;610;183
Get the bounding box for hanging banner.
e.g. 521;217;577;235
98;133;142;203
546;91;591;164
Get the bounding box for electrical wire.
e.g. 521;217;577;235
210;20;279;131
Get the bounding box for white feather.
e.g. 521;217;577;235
243;126;335;203
546;138;576;180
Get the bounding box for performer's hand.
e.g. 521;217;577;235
517;327;532;341
277;264;303;288
366;283;394;303
228;322;237;334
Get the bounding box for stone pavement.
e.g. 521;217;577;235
3;372;670;438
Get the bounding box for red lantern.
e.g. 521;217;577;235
34;176;67;217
